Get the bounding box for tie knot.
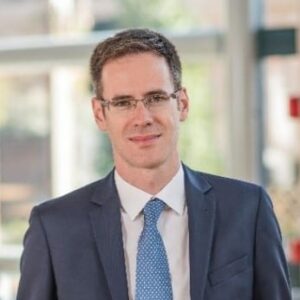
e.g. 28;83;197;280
143;198;165;227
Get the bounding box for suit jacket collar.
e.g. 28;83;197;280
89;170;129;300
89;165;216;300
183;165;216;300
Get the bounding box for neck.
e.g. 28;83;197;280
115;160;181;195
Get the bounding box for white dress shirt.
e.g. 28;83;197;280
114;165;190;300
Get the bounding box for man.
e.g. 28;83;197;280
17;29;291;300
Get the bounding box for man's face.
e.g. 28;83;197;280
92;52;189;172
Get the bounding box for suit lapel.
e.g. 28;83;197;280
184;165;216;300
89;171;129;300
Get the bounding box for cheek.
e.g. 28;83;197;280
105;120;127;142
169;109;181;128
164;115;180;140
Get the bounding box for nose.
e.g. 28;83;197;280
132;101;154;127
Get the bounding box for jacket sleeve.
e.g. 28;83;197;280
254;187;292;300
17;206;57;300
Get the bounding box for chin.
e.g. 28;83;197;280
128;157;166;170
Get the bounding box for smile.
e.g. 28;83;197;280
128;134;161;143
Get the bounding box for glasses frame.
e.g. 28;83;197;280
98;89;181;112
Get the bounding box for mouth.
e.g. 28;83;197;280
128;134;161;143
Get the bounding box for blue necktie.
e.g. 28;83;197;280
135;198;173;300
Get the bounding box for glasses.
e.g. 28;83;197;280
99;89;180;113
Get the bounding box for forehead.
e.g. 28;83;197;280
101;52;173;96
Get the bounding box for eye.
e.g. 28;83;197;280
111;99;133;109
147;94;169;104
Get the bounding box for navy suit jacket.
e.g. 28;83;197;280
17;165;291;299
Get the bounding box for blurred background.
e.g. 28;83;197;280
0;0;300;299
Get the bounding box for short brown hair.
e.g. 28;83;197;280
90;28;182;97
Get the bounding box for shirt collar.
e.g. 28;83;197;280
114;165;185;221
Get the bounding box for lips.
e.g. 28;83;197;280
129;134;161;142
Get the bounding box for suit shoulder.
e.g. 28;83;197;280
203;172;261;191
186;166;273;216
185;165;264;195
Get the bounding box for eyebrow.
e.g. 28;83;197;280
145;89;168;96
111;95;133;101
111;89;168;101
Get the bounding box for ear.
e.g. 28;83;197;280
178;88;189;122
91;97;107;131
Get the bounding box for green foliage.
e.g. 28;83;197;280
116;0;195;29
1;219;28;245
94;133;114;176
179;61;224;174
